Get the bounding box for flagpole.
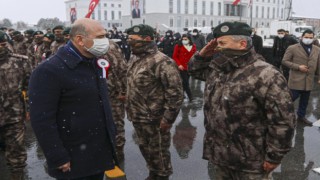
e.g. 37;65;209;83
250;0;253;26
239;0;242;22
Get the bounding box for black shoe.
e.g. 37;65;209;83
156;176;169;180
298;117;313;126
145;171;157;180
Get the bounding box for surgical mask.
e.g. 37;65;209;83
85;37;110;57
192;32;198;36
278;34;285;39
302;38;313;45
182;40;189;45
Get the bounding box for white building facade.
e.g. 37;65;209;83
65;0;123;29
65;0;291;32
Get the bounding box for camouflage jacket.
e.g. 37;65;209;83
126;42;183;124
188;50;295;172
0;54;32;126
50;41;65;55
34;43;51;67
27;41;36;69
102;40;127;99
13;40;28;55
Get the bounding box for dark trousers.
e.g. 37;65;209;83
291;89;311;118
57;173;104;180
180;71;192;100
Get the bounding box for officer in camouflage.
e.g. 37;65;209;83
62;27;71;43
0;30;31;180
50;25;65;55
101;40;127;160
126;24;183;180
12;31;28;55
188;22;296;179
32;31;44;68
24;29;35;69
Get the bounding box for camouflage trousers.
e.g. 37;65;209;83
0;121;27;173
111;100;126;149
133;122;172;177
213;165;273;180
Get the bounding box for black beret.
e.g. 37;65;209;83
12;31;22;37
213;21;252;38
32;31;44;37
24;29;35;35
0;30;8;43
44;33;55;41
125;24;155;38
62;27;71;35
53;25;64;32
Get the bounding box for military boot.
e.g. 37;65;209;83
145;171;157;180
10;171;24;180
116;145;124;161
298;117;313;126
156;175;169;180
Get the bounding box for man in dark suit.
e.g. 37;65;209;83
29;18;117;180
251;28;263;54
132;0;141;18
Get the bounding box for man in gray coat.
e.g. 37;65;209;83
282;29;320;126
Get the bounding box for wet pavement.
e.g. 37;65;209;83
1;79;320;180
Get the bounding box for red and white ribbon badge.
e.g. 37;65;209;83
97;59;110;79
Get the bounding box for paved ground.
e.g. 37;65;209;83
1;79;320;180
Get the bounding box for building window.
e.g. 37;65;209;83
119;11;121;19
92;11;95;20
170;17;174;27
104;3;107;7
104;10;107;20
185;0;189;14
202;19;206;27
267;7;270;19
261;6;264;18
210;20;213;26
177;0;181;13
177;16;182;27
111;11;115;20
210;2;214;16
218;2;221;16
281;8;283;19
169;0;173;13
185;18;189;27
202;1;206;15
194;0;198;14
194;19;197;27
111;4;114;7
256;6;259;18
272;7;275;19
225;4;240;16
118;4;121;8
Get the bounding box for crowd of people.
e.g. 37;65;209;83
0;18;319;180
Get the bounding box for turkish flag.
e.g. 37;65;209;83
232;0;241;6
85;0;100;18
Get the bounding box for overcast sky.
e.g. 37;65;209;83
0;0;319;24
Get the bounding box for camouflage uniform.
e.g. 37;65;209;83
50;41;65;55
34;43;51;67
126;42;183;177
102;40;127;159
0;50;31;179
188;50;295;177
13;39;28;55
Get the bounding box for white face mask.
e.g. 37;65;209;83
302;38;313;45
85;37;110;57
192;32;198;36
278;34;285;39
182;40;189;45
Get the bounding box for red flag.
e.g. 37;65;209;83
232;0;241;6
85;0;100;18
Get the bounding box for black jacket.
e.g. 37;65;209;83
251;34;263;54
29;42;117;179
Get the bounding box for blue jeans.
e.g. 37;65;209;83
291;89;311;118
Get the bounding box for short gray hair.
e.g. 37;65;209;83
230;35;253;49
70;23;87;40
